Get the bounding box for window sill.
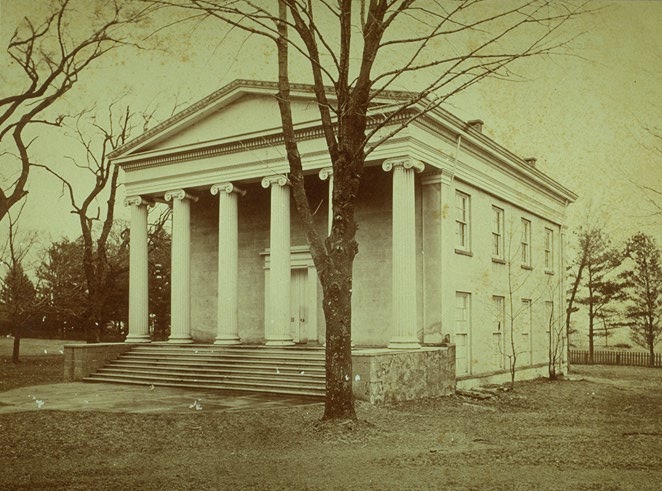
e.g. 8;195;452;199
521;264;533;271
492;257;506;265
455;249;473;257
545;270;555;276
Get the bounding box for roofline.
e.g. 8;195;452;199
108;79;415;159
109;78;576;203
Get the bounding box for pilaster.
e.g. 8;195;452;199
124;196;152;343
164;189;198;343
383;158;424;349
261;176;294;346
211;182;245;345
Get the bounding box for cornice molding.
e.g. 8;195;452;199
211;182;246;197
116;111;414;172
164;189;198;202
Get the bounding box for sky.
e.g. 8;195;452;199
1;0;661;266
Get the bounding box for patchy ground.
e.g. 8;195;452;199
0;338;71;392
1;340;661;490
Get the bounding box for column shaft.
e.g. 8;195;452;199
384;158;423;349
166;190;196;343
262;176;293;346
439;171;456;346
125;197;150;343
212;183;243;345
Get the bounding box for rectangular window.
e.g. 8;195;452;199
521;299;532;365
492;206;504;260
521;218;531;267
455;191;471;252
493;295;506;370
545;228;554;272
454;292;471;375
545;301;554;335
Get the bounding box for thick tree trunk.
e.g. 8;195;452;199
650;344;655;367
321;260;356;420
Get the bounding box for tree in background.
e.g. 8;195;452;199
567;226;622;362
36;106;134;342
0;202;39;362
153;0;587;419
0;0;156;222
147;207;172;341
36;233;128;341
619;233;662;366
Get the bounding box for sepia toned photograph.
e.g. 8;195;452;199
1;1;661;489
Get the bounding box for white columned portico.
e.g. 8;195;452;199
383;158;424;349
124;196;151;343
165;189;198;343
319;167;333;235
211;182;245;345
261;175;294;346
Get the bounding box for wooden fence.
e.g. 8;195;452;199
569;349;662;368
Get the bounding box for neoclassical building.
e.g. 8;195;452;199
109;80;576;387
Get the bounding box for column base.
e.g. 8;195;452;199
388;337;421;349
124;334;151;343
214;336;241;345
265;338;295;346
167;335;194;344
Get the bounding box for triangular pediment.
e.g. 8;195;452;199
110;81;330;162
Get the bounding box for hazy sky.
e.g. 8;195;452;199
1;0;661;262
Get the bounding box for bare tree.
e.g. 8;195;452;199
35;105;134;342
0;0;155;223
151;0;587;419
498;219;556;388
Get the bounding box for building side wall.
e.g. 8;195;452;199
444;177;564;377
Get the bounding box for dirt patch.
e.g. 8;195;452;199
1;365;662;489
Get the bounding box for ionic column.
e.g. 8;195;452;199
164;189;198;343
124;196;151;343
211;182;245;345
261;175;293;346
319;167;333;235
383;158;424;349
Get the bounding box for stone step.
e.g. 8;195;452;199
84;344;327;398
110;361;325;376
98;366;325;383
86;372;325;395
86;376;324;399
118;351;324;365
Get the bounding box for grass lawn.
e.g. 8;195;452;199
0;338;73;392
1;340;662;490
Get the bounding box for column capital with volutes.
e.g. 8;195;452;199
382;157;425;174
261;175;289;189
164;189;198;202
318;167;334;181
211;182;246;197
124;196;153;208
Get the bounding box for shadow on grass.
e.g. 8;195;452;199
0;355;64;392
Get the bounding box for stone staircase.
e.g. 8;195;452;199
84;344;326;398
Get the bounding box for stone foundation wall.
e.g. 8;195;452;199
63;343;134;381
455;362;552;390
352;345;455;404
